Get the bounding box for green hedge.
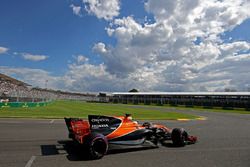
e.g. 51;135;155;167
0;102;50;108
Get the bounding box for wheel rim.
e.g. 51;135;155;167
92;138;107;157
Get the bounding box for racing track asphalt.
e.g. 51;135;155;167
0;108;250;167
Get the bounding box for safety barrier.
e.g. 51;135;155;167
0;101;51;108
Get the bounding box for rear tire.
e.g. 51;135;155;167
85;133;108;159
171;128;188;147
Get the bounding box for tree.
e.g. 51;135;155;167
129;89;139;92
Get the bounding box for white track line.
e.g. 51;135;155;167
50;119;55;124
25;156;36;167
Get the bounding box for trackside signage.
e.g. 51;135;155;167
0;102;50;108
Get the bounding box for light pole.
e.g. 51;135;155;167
45;80;48;89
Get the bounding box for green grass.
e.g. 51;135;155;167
0;101;198;120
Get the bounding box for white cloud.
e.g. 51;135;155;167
2;0;250;92
219;41;250;58
22;53;48;61
83;0;120;20
70;4;82;16
93;42;107;54
0;46;8;54
91;0;250;91
74;55;89;64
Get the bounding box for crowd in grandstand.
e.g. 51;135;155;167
0;73;97;102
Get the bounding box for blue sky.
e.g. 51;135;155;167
0;0;109;74
0;0;250;92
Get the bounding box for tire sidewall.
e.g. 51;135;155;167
85;133;108;159
171;128;187;147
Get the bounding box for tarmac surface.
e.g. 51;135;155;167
0;108;250;167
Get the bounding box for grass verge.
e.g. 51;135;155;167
0;101;199;120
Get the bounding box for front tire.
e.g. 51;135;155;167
85;133;108;159
171;128;188;147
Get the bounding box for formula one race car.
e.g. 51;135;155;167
64;114;197;159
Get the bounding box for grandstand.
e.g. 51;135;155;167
0;73;30;87
111;92;250;109
1;72;250;109
0;73;96;102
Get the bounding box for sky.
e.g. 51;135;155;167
0;0;250;92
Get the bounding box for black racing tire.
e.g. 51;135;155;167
171;128;188;147
85;133;108;159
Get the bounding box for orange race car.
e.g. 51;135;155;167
64;114;197;159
